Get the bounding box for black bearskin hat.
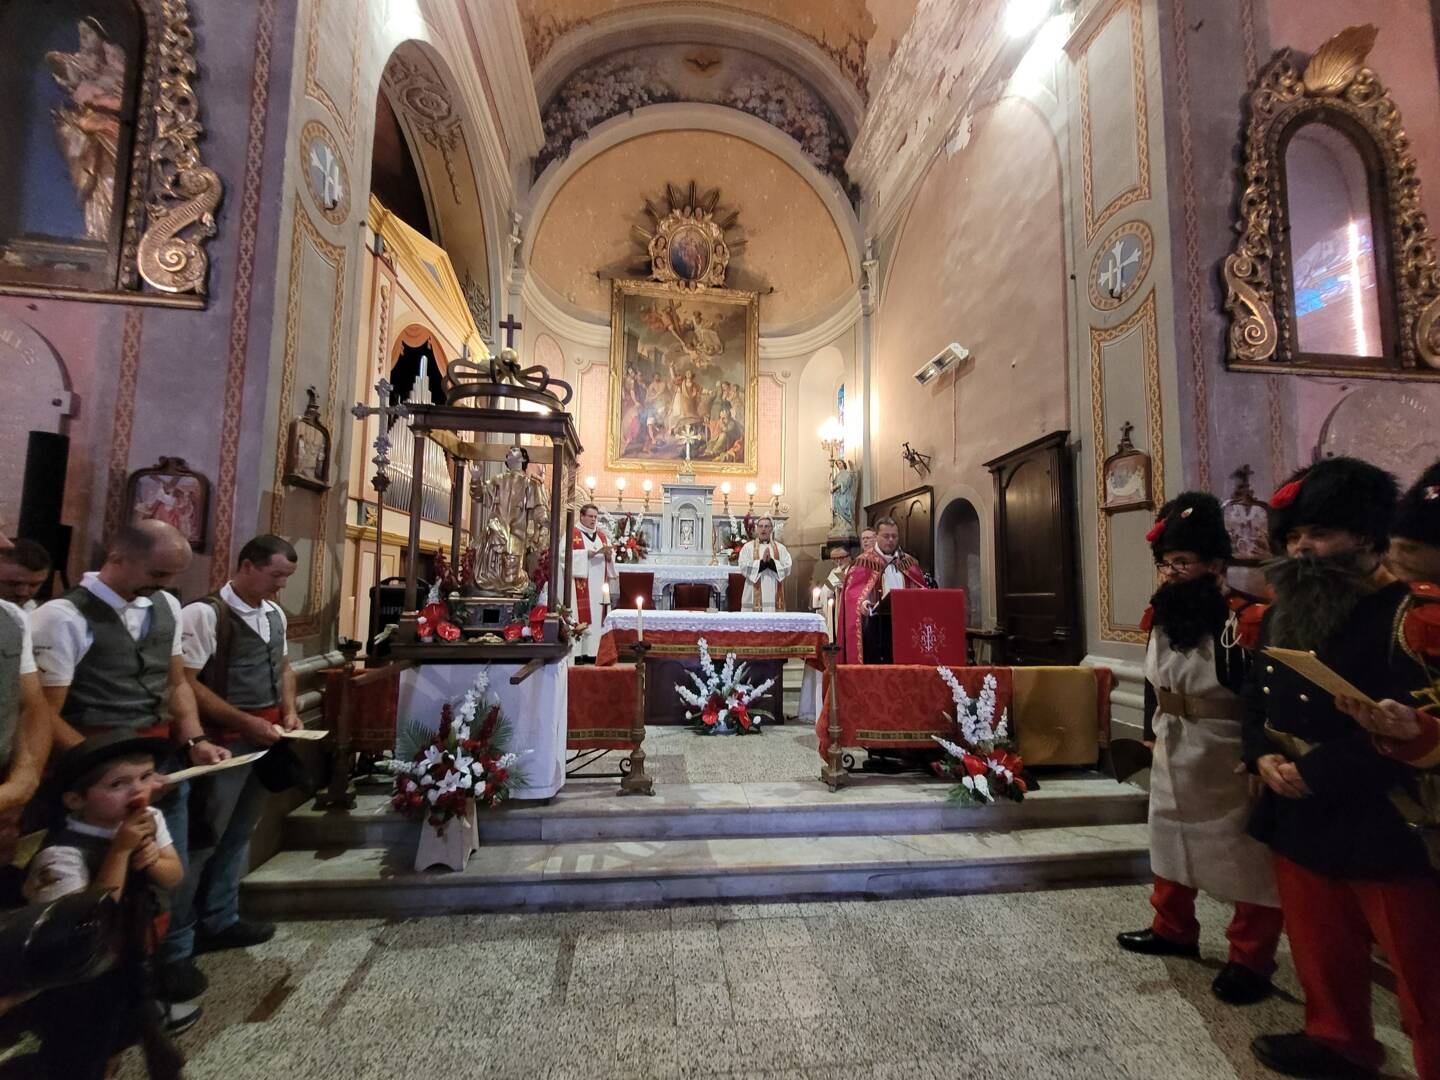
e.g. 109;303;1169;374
1393;460;1440;547
1147;492;1231;563
1267;456;1398;553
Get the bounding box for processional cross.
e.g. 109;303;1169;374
352;379;411;625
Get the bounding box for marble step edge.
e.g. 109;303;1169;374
244;825;1150;916
286;783;1147;848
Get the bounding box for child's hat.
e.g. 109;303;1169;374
53;731;171;794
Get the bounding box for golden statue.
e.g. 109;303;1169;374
474;446;549;594
46;18;127;242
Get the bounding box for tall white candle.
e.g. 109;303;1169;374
827;596;836;641
601;580;610;606
636;595;645;641
811;585;821;610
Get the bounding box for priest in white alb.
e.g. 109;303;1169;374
569;502;613;661
738;516;791;612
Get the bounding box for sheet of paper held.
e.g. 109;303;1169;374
1262;647;1378;706
163;750;269;784
280;728;328;741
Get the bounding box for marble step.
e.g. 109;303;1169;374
243;822;1151;917
285;777;1147;848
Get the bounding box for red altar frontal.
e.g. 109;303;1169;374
594;610;829;668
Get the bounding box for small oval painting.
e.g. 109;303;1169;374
668;225;711;282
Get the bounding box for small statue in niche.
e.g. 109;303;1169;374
830;459;858;536
474;445;549;594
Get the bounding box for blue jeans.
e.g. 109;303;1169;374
155;772;190;966
159;744;266;964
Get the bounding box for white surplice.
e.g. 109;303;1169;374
569;524;613;658
738;538;791;612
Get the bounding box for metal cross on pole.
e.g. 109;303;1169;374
497;314;523;349
351;378;410;647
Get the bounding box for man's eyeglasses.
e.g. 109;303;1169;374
1155;558;1200;575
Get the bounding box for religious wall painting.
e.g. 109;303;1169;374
0;0;222;303
607;279;759;475
537;44;856;198
127;456;208;550
1100;422;1152;513
283;386;332;492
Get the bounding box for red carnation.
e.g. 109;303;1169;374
1145;517;1167;544
1270;479;1303;509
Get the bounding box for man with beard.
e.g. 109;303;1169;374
1242;457;1440;1080
1116;493;1282;1006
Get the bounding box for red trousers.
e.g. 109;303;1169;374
1273;854;1440;1078
1150;875;1284;975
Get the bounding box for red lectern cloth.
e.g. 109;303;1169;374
890;589;967;665
815;665;1012;756
567;666;636;750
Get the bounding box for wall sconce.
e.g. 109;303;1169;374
720;481;731;515
641;478;653;512
745;481;757;513
615;476;627;509
584;475;597;499
818;416;845;465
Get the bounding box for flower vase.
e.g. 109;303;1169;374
414;809;479;872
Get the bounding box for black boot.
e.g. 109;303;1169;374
1211;962;1274;1005
1115;928;1200;958
1250;1033;1378;1078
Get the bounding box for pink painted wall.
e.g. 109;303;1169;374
873;96;1068;518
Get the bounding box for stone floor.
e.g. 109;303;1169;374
116;885;1418;1080
607;723;831;786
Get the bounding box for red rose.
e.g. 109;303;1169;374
1270;479;1303;509
503;623;524;642
436;620;461;641
1145;517;1166;544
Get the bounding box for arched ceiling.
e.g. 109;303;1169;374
529;129;855;330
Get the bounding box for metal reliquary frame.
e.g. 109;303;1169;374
1223;25;1440;378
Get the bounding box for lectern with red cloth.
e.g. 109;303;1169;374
876;589;967;665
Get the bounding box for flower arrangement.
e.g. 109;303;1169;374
930;668;1028;805
720;513;756;565
385;672;525;833
676;638;774;735
598;510;649;564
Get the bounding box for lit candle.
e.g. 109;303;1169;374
641;479;653;493
745;482;757;496
771;483;782;497
827;596;836;640
615;477;627;491
601;580;611;606
812;585;821;609
585;475;597;491
635;595;645;641
720;481;731;495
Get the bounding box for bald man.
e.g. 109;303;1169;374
30;520;228;1006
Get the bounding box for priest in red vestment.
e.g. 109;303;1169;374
836;517;930;663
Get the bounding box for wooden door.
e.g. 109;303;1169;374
984;432;1082;665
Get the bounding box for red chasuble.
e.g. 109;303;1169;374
835;550;930;663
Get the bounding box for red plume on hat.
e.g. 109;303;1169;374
1269;478;1303;509
1145;516;1166;544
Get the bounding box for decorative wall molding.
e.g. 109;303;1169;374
1072;0;1152;245
103;309;146;541
304;0;363;151
1089;290;1164;644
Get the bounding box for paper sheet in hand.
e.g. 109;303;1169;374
163;750;268;784
1262;648;1377;706
281;728;328;741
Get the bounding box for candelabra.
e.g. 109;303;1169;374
745;481;757;514
615;476;627;509
720;481;731;515
818;415;845;466
641;478;653;512
769;483;782;514
584;475;597;505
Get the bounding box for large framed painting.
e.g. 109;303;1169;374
607;279;759;475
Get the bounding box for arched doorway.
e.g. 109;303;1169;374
937;496;982;628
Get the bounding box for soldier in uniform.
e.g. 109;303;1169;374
1115;493;1282;1005
1241;457;1440;1080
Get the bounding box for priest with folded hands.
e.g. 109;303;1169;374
738;516;791;612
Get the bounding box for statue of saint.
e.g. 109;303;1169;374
475;446;549;594
46;18;127;241
830;459;858;536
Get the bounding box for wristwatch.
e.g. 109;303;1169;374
185;735;213;750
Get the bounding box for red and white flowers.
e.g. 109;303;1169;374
676;637;775;735
386;672;524;833
931;668;1028;805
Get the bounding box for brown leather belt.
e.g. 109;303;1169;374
1155;688;1245;722
1264;721;1315;759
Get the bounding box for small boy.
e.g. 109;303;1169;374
22;733;195;1078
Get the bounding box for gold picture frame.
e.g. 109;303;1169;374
607;279;759;475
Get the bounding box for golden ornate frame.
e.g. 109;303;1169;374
606;279;759;475
1223;24;1440;377
0;0;223;307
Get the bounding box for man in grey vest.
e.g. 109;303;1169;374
30;519;229;1003
173;534;299;961
0;525;52;863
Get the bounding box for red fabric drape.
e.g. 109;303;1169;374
567;666;637;750
815;665;1013;757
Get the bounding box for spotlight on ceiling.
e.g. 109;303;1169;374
1004;0;1054;38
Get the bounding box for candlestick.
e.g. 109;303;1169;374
720;481;731;514
635;595;645;641
615;476;626;508
827;596;836;641
641;477;653;512
585;475;597;492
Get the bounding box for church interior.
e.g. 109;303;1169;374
2;0;1440;1077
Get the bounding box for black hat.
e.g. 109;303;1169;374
1147;492;1231;562
1267;456;1398;553
53;732;170;795
1393;460;1440;547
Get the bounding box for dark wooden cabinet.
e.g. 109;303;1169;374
863;485;934;570
983;431;1083;665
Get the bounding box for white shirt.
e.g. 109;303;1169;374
30;571;184;687
181;582;289;670
1;599;35;676
879;551;906;597
21;599;36;614
23;807;173;904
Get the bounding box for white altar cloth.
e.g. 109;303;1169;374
397;659;570;800
601;610;826;634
